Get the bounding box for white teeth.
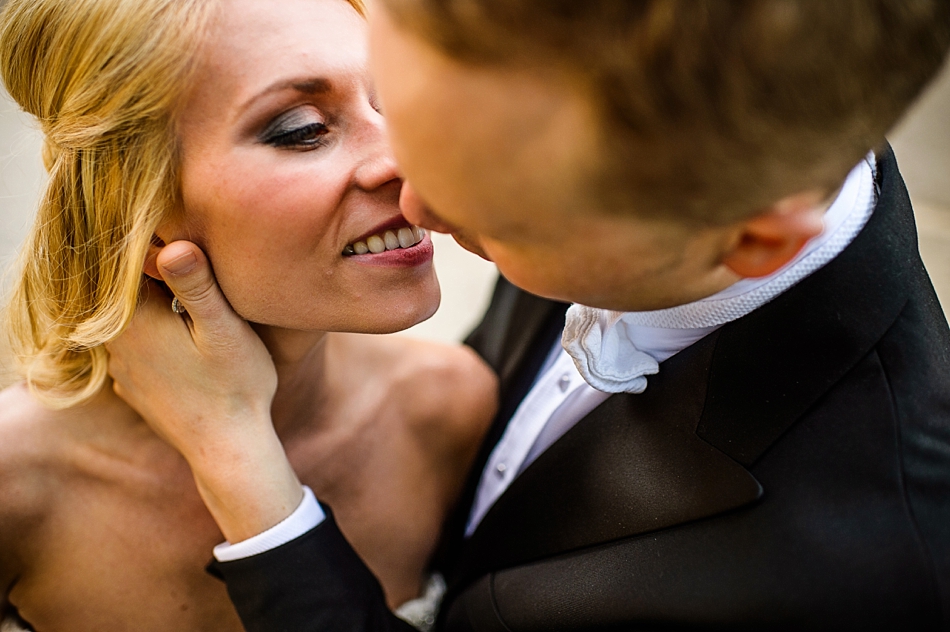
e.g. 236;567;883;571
397;227;415;249
345;225;425;256
384;231;399;250
366;235;386;254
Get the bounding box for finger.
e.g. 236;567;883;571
106;278;193;382
123;278;188;345
143;235;166;280
156;241;241;342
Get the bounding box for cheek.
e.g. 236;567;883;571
177;156;345;317
183;153;342;251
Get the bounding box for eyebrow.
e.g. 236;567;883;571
238;77;333;117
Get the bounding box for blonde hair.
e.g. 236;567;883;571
0;0;368;409
0;0;216;408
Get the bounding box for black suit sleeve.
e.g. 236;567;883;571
207;507;417;632
205;284;522;632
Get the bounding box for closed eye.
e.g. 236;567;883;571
266;122;329;149
259;106;330;150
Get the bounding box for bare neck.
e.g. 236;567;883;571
252;324;334;443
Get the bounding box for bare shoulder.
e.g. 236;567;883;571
0;383;58;509
0;384;59;585
333;334;498;452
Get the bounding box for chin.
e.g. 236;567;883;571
451;231;491;260
232;268;442;334
357;290;441;334
302;284;441;334
248;302;440;336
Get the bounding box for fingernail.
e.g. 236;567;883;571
161;251;197;276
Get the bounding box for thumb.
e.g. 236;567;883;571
157;241;239;340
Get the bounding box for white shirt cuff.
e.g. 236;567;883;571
212;486;326;562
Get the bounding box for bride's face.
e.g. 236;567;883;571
167;0;439;333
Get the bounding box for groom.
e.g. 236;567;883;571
108;0;950;629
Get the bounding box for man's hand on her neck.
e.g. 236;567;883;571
107;240;304;544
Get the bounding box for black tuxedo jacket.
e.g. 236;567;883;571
210;148;950;631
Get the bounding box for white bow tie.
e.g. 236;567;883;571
561;305;659;394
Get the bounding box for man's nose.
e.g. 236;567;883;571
399;182;456;233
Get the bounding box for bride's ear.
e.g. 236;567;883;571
144;234;166;280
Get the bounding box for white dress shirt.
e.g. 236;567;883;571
214;153;877;559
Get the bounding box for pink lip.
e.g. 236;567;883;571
344;232;434;268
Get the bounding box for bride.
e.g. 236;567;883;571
0;0;497;629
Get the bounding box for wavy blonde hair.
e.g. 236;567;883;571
0;0;217;408
0;0;367;409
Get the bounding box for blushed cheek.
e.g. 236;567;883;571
175;158;232;245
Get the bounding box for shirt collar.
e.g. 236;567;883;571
562;153;878;393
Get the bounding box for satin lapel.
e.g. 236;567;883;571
437;283;568;574
497;289;567;391
463;276;567;396
444;147;914;597
450;333;763;591
463;277;521;373
698;147;915;466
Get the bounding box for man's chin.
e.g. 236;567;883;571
452;232;492;261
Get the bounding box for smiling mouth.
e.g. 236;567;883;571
343;225;427;256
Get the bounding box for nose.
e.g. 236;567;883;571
353;115;401;194
354;147;400;194
399;182;456;233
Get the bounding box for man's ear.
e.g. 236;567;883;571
144;235;166;280
721;190;829;279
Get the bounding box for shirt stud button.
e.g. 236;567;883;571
558;373;571;392
496;463;507;475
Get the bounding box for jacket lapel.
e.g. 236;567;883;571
464;276;565;392
437;281;568;573
498;283;567;392
448;147;916;593
450;333;764;591
698;146;914;466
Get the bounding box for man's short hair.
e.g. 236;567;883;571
382;0;950;222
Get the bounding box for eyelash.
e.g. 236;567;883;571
265;122;329;149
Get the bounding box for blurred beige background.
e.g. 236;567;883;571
1;60;949;386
